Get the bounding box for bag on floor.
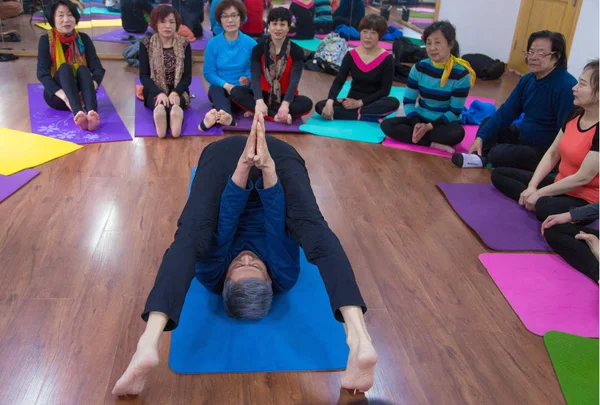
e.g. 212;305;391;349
334;24;359;40
313;33;348;75
462;53;505;81
382;26;403;41
123;36;146;67
392;37;426;63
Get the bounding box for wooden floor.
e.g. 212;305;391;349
0;49;567;404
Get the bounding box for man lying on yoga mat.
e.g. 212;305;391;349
112;113;377;396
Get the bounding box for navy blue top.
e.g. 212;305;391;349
196;177;300;294
477;68;577;148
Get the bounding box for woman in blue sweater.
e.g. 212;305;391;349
380;21;475;154
453;30;577;170
201;0;256;130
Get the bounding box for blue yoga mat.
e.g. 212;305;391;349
290;38;322;52
169;168;349;374
300;82;405;143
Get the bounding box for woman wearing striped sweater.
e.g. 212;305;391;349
380;21;476;153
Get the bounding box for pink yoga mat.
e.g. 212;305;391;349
480;253;599;338
0;169;40;204
382;96;495;158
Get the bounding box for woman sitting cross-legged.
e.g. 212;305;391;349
37;0;106;131
380;21;475;154
491;59;599;222
315;14;399;122
139;5;192;138
231;7;313;124
200;0;257;131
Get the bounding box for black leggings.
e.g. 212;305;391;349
544;223;599;282
230;87;313;119
315;97;399;122
43;64;97;115
143;86;188;129
480;118;547;171
491;167;589;222
380;117;465;147
143;136;366;329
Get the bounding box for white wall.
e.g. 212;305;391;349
438;0;521;61
568;0;599;77
439;0;600;69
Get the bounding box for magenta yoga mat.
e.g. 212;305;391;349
0;169;40;204
28;84;132;145
480;253;599;337
134;77;224;137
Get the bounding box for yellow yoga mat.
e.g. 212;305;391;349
0;128;83;176
35;19;122;30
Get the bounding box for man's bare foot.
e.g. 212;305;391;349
153;105;167;138
74;111;88;130
217;110;234;126
243;110;254;118
430;142;455;154
86;110;100;131
170;105;184;138
340;337;378;393
112;335;160;397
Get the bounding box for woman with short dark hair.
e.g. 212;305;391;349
139;5;192;138
315;14;399;122
380;20;476;153
36;0;105;131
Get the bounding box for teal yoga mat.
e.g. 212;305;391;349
290;38;322;52
169;167;349;373
299;82;405;143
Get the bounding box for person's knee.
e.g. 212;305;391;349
315;100;326;115
487;145;508;167
380;117;394;135
534;197;556;221
57;63;75;76
387;97;400;111
448;125;465;145
230;86;244;101
490;167;511;190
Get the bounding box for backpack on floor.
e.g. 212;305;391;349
313;33;349;74
462;53;505;81
392;37;426;64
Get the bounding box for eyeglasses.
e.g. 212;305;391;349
221;13;240;20
524;50;556;58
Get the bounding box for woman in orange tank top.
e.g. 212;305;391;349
491;59;599;222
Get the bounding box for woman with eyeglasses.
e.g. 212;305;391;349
453;30;577;170
491;59;599;223
201;0;257;131
37;0;105;131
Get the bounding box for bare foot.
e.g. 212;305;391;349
217;110;234;126
199;108;218;132
340;337;378;393
153;105;167;138
285;114;292;125
74;111;88;130
243;110;254;118
170;105;184;138
86;110;100;131
112;335;160;397
430;142;455;154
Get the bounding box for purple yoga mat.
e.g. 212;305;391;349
0;169;40;204
92;28;212;50
134;77;224;137
437;183;553;251
223;114;305;133
28;84;132;145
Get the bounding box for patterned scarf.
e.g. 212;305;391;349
433;55;477;88
263;37;291;107
48;28;86;77
143;34;190;107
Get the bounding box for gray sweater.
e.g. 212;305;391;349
570;202;599;222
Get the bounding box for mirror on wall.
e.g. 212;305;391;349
0;0;439;57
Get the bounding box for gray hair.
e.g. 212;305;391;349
222;278;273;319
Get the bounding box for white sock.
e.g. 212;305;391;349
461;153;484;168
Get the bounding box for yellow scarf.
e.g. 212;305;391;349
432;55;476;88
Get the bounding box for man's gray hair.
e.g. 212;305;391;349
222;278;273;319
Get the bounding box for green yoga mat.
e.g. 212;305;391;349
291;38;322;52
544;331;599;405
83;6;121;14
299;82;405;144
409;12;434;18
405;37;425;47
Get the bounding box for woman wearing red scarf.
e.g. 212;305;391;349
37;0;105;131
